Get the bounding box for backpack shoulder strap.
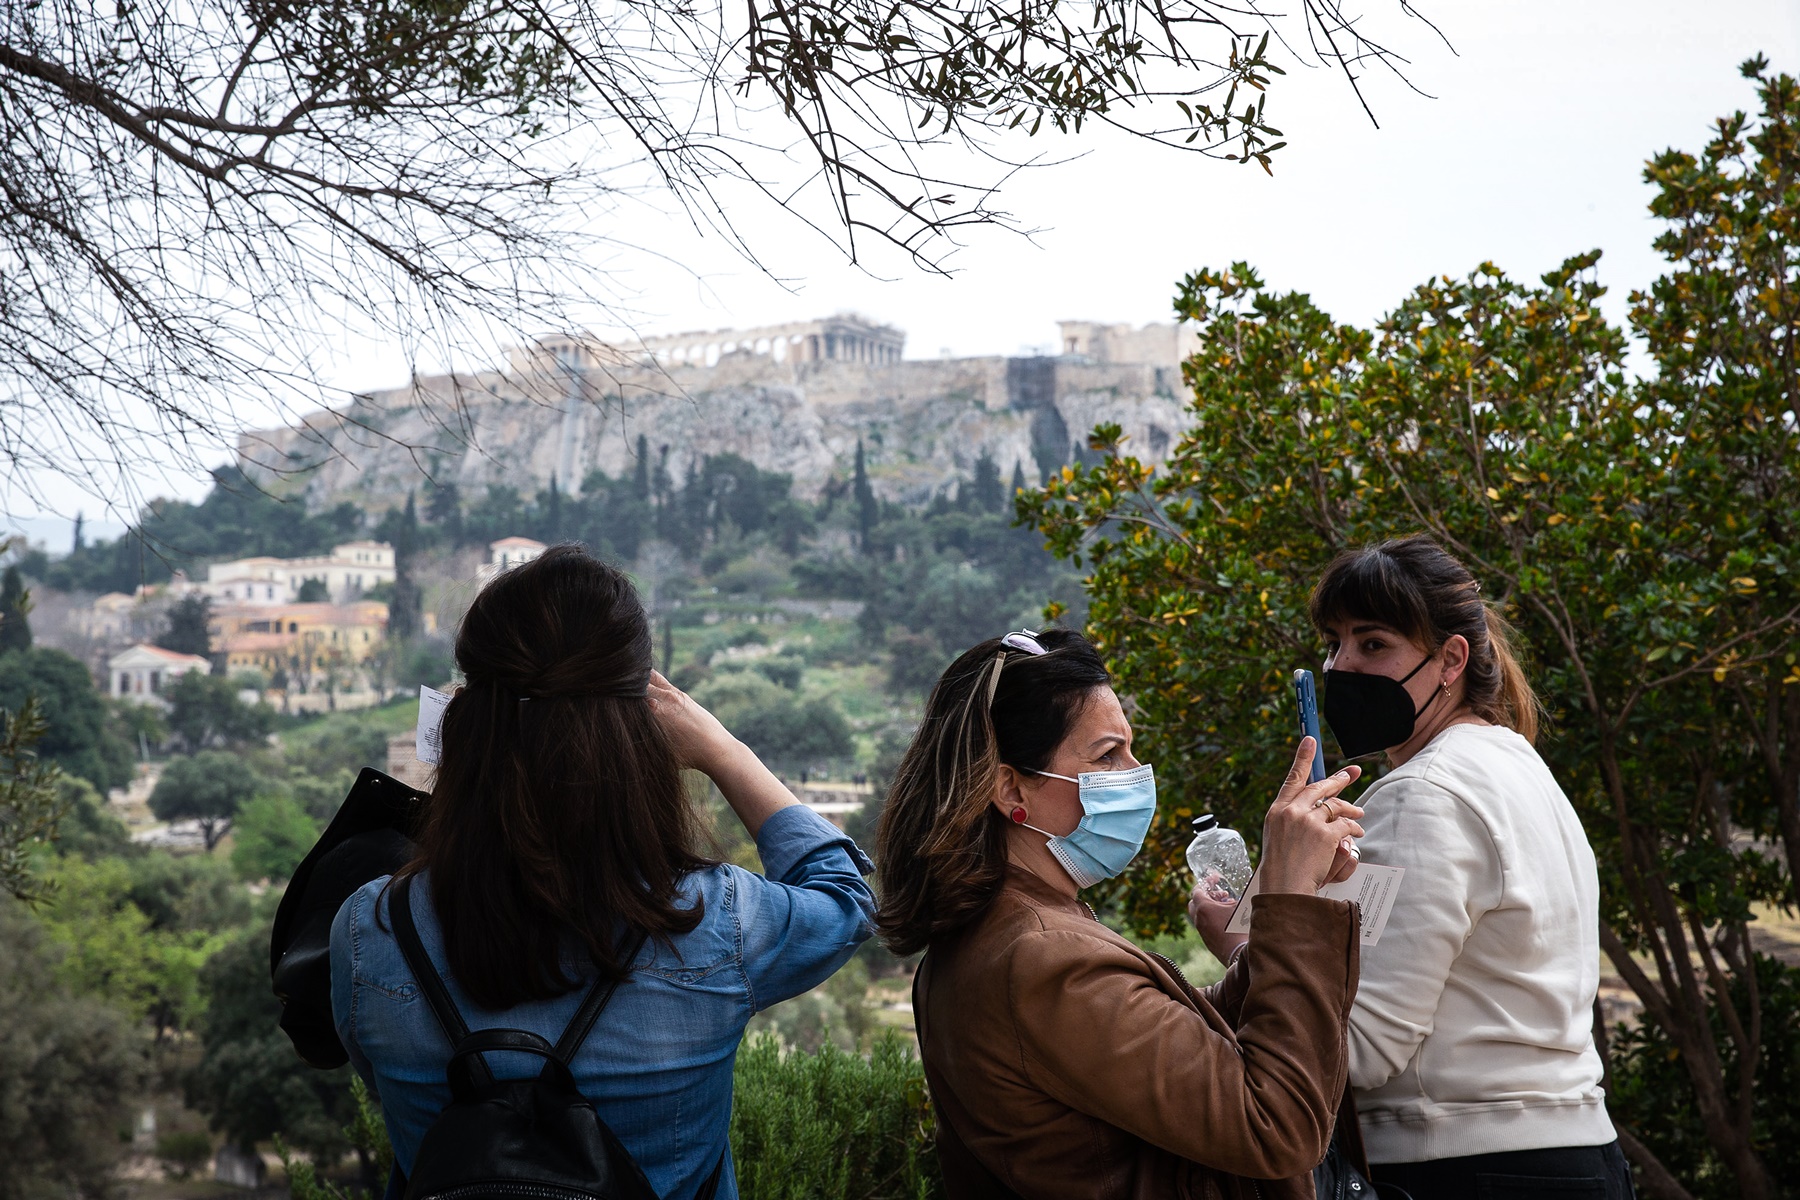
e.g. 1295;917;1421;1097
388;874;494;1087
552;928;649;1063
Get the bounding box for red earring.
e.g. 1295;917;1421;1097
1010;806;1028;824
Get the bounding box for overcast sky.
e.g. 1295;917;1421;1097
10;0;1798;548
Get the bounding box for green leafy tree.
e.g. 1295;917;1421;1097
0;563;32;652
0;896;151;1200
0;697;65;903
1630;57;1800;907
736;699;853;772
166;669;276;750
50;774;131;862
111;692;169;754
149;750;260;850
37;854;222;1034
187;929;354;1162
231;793;319;883
0;647;134;791
157;593;213;657
125;850;252;934
297;577;331;603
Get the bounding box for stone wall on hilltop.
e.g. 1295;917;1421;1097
237;350;1190;512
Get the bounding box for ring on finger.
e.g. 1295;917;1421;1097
1313;796;1336;821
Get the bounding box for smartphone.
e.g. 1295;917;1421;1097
1293;669;1328;784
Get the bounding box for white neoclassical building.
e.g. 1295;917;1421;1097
107;643;213;706
476;537;548;586
192;541;396;606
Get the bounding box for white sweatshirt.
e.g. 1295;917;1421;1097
1348;723;1614;1164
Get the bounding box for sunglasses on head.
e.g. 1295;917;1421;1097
1000;630;1047;656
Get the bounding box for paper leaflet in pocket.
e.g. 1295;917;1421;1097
1223;862;1405;946
416;685;452;766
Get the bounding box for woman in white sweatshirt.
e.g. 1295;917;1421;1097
1308;535;1633;1200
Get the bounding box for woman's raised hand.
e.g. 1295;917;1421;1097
648;670;738;777
1258;737;1365;896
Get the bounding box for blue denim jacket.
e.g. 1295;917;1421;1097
330;805;875;1200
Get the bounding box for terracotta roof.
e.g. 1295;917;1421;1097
490;536;547;549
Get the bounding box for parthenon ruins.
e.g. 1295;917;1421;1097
642;313;905;366
528;313;908;371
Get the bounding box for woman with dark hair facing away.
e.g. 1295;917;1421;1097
330;546;875;1199
877;627;1371;1200
1196;534;1630;1199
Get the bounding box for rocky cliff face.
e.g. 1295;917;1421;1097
237;350;1191;511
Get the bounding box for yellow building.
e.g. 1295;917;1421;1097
214;600;389;686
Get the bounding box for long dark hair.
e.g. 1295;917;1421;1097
399;545;712;1010
1309;534;1542;744
875;629;1111;956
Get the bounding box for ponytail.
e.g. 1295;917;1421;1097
1481;606;1541;745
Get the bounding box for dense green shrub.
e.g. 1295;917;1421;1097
0;896;150;1200
51;775;131;861
282;1077;392;1200
281;717;391;780
731;1034;939;1200
155;1129;215;1179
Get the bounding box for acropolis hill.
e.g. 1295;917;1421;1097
237;315;1198;511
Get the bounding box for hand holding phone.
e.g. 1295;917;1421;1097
1293;669;1328;784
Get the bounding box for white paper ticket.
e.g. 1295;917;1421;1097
1223;862;1405;946
416;684;452;766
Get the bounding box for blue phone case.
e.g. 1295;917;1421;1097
1293;669;1327;783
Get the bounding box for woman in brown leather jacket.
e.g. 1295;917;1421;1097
876;629;1369;1200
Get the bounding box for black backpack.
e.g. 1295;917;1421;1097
387;874;720;1200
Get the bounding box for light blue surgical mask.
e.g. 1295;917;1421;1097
1016;764;1158;889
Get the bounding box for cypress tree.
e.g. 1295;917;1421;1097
633;435;651;502
157;595;210;657
544;475;563;541
970;452;1003;512
853;439;878;553
0;566;31;653
388;493;422;641
1010;460;1028;498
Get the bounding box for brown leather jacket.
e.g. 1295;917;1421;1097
915;866;1363;1200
